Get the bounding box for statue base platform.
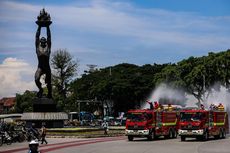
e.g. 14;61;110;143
21;97;68;128
22;112;68;128
33;97;57;112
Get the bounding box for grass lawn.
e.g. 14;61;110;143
47;126;125;138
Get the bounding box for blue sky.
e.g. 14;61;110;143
0;0;230;98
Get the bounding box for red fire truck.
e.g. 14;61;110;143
125;106;180;141
178;106;229;141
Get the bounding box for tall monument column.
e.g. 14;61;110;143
33;8;56;112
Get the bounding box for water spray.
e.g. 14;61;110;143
142;83;187;109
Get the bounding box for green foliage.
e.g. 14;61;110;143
15;90;36;113
71;50;230;115
177;50;230;103
51;49;79;111
71;63;168;115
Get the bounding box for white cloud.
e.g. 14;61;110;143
0;57;36;98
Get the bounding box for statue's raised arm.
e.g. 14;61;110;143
35;26;41;48
47;26;51;48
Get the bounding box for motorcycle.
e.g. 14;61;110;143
0;132;3;146
2;131;12;145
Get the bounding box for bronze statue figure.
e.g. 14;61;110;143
35;9;52;98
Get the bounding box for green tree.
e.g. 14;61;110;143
71;63;167;116
15;90;36;113
51;49;79;111
70;49;230;114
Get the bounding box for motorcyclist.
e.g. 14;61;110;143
29;124;40;140
28;140;40;153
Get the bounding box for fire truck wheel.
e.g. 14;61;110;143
214;129;221;139
221;129;226;139
169;130;173;139
147;131;155;141
181;136;186;141
128;136;133;141
202;131;208;141
196;136;202;141
214;135;220;139
164;130;172;139
172;129;177;138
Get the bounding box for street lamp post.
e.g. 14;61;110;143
78;102;81;122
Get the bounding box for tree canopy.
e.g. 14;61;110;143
51;49;79;111
71;50;230;115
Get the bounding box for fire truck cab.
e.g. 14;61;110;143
125;105;180;141
178;107;229;141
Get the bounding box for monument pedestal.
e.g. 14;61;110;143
21;8;68;128
33;97;56;112
21;97;68;128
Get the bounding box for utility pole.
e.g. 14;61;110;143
202;74;206;108
78;102;81;122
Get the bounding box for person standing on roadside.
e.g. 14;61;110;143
40;125;47;144
102;120;108;135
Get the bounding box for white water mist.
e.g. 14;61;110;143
143;83;230;111
142;83;187;109
203;85;230;111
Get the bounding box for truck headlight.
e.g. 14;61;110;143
197;129;203;134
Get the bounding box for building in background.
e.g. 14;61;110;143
0;97;16;114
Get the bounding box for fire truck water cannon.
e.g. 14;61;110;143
178;103;229;142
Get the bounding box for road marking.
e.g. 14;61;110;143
0;137;126;153
41;137;125;152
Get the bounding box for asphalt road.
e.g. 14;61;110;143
1;135;230;153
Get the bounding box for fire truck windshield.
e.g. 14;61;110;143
180;112;203;122
127;113;150;122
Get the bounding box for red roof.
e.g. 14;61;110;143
0;97;16;107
